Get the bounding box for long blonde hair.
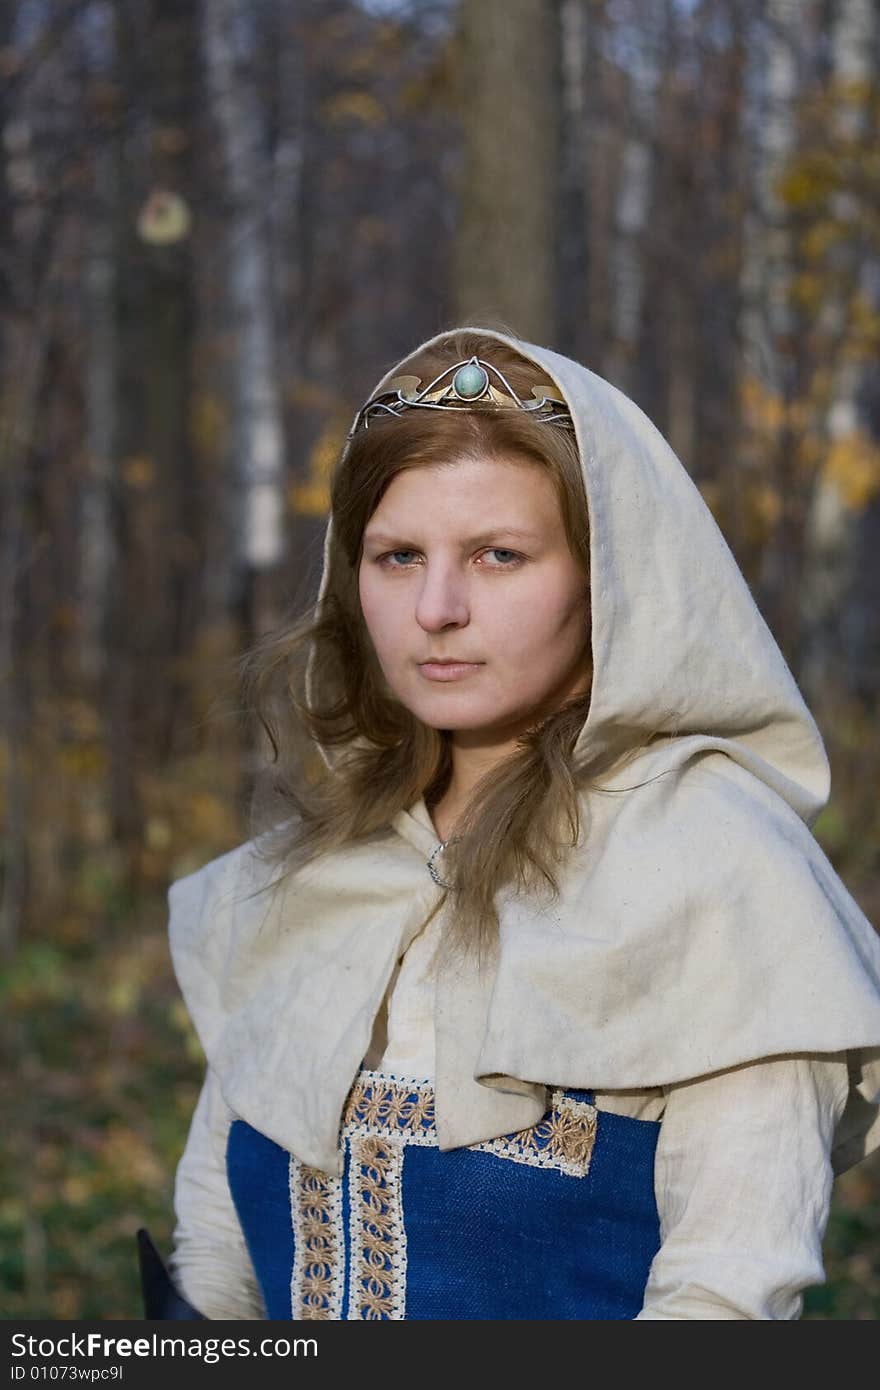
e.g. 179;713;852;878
238;329;642;963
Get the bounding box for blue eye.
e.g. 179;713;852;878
380;550;418;566
375;547;523;568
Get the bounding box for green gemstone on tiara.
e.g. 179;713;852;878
452;361;489;400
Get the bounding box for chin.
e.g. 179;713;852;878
402;697;488;727
411;706;487;730
415;700;528;735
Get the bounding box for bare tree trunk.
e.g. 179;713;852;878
270;0;306;402
633;0;682;437
606;5;661;397
692;0;749;556
558;0;588;360
133;0;198;759
102;0;146;852
78;2;117;691
582;0;618;370
800;0;879;701
452;0;560;342
0;0;27;959
202;0;286;638
0;293;49;961
741;0;807;660
1;1;94;949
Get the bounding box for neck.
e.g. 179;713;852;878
427;732;520;841
426;663;593;840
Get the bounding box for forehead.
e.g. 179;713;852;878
364;454;563;534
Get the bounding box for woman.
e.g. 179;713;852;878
149;325;880;1320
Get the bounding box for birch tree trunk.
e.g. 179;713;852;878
270;1;306;404
202;0;286;635
741;0;800;396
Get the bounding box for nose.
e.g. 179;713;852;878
414;560;470;632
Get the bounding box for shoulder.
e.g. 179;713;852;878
599;750;852;908
166;835;290;1022
606;749;813;840
667;756;875;930
167;841;243;916
168;838;265;939
167;820;301;930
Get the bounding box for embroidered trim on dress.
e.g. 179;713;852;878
289;1157;344;1319
342;1070;436;1147
471;1090;597;1178
346;1134;407;1320
340;1070;597;1179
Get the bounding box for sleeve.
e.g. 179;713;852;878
634;1052;851;1320
166;1063;267;1320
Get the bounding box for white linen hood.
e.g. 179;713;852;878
168;326;880;1178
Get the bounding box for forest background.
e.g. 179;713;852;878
1;0;879;1319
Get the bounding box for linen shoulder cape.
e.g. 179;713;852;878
168;326;880;1179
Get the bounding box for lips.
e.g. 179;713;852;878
418;659;484;682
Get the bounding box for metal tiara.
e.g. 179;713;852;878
348;356;573;437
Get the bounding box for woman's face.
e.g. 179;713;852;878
358;452;591;741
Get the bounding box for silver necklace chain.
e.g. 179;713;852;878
426;836;461;889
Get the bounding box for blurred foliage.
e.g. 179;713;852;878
0;729;244;1319
1;894;206;1318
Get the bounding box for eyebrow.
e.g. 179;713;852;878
363;527;543;548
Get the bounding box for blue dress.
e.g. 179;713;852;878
226;1067;661;1320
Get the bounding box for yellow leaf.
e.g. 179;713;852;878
289;481;330;516
741;375;785;433
122;454;155;489
320;90;386;127
825;432;880;510
58;744;108;779
62;1175;93;1207
802;220;841;262
286;379;337;411
750;480;782;529
190;392;229;458
289;420;348;517
790;272;823;312
107;977;139;1016
144;816;172;851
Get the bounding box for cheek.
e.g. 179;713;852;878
358;570;405;661
357;568;382;650
489;577;587;657
358;563;386;626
